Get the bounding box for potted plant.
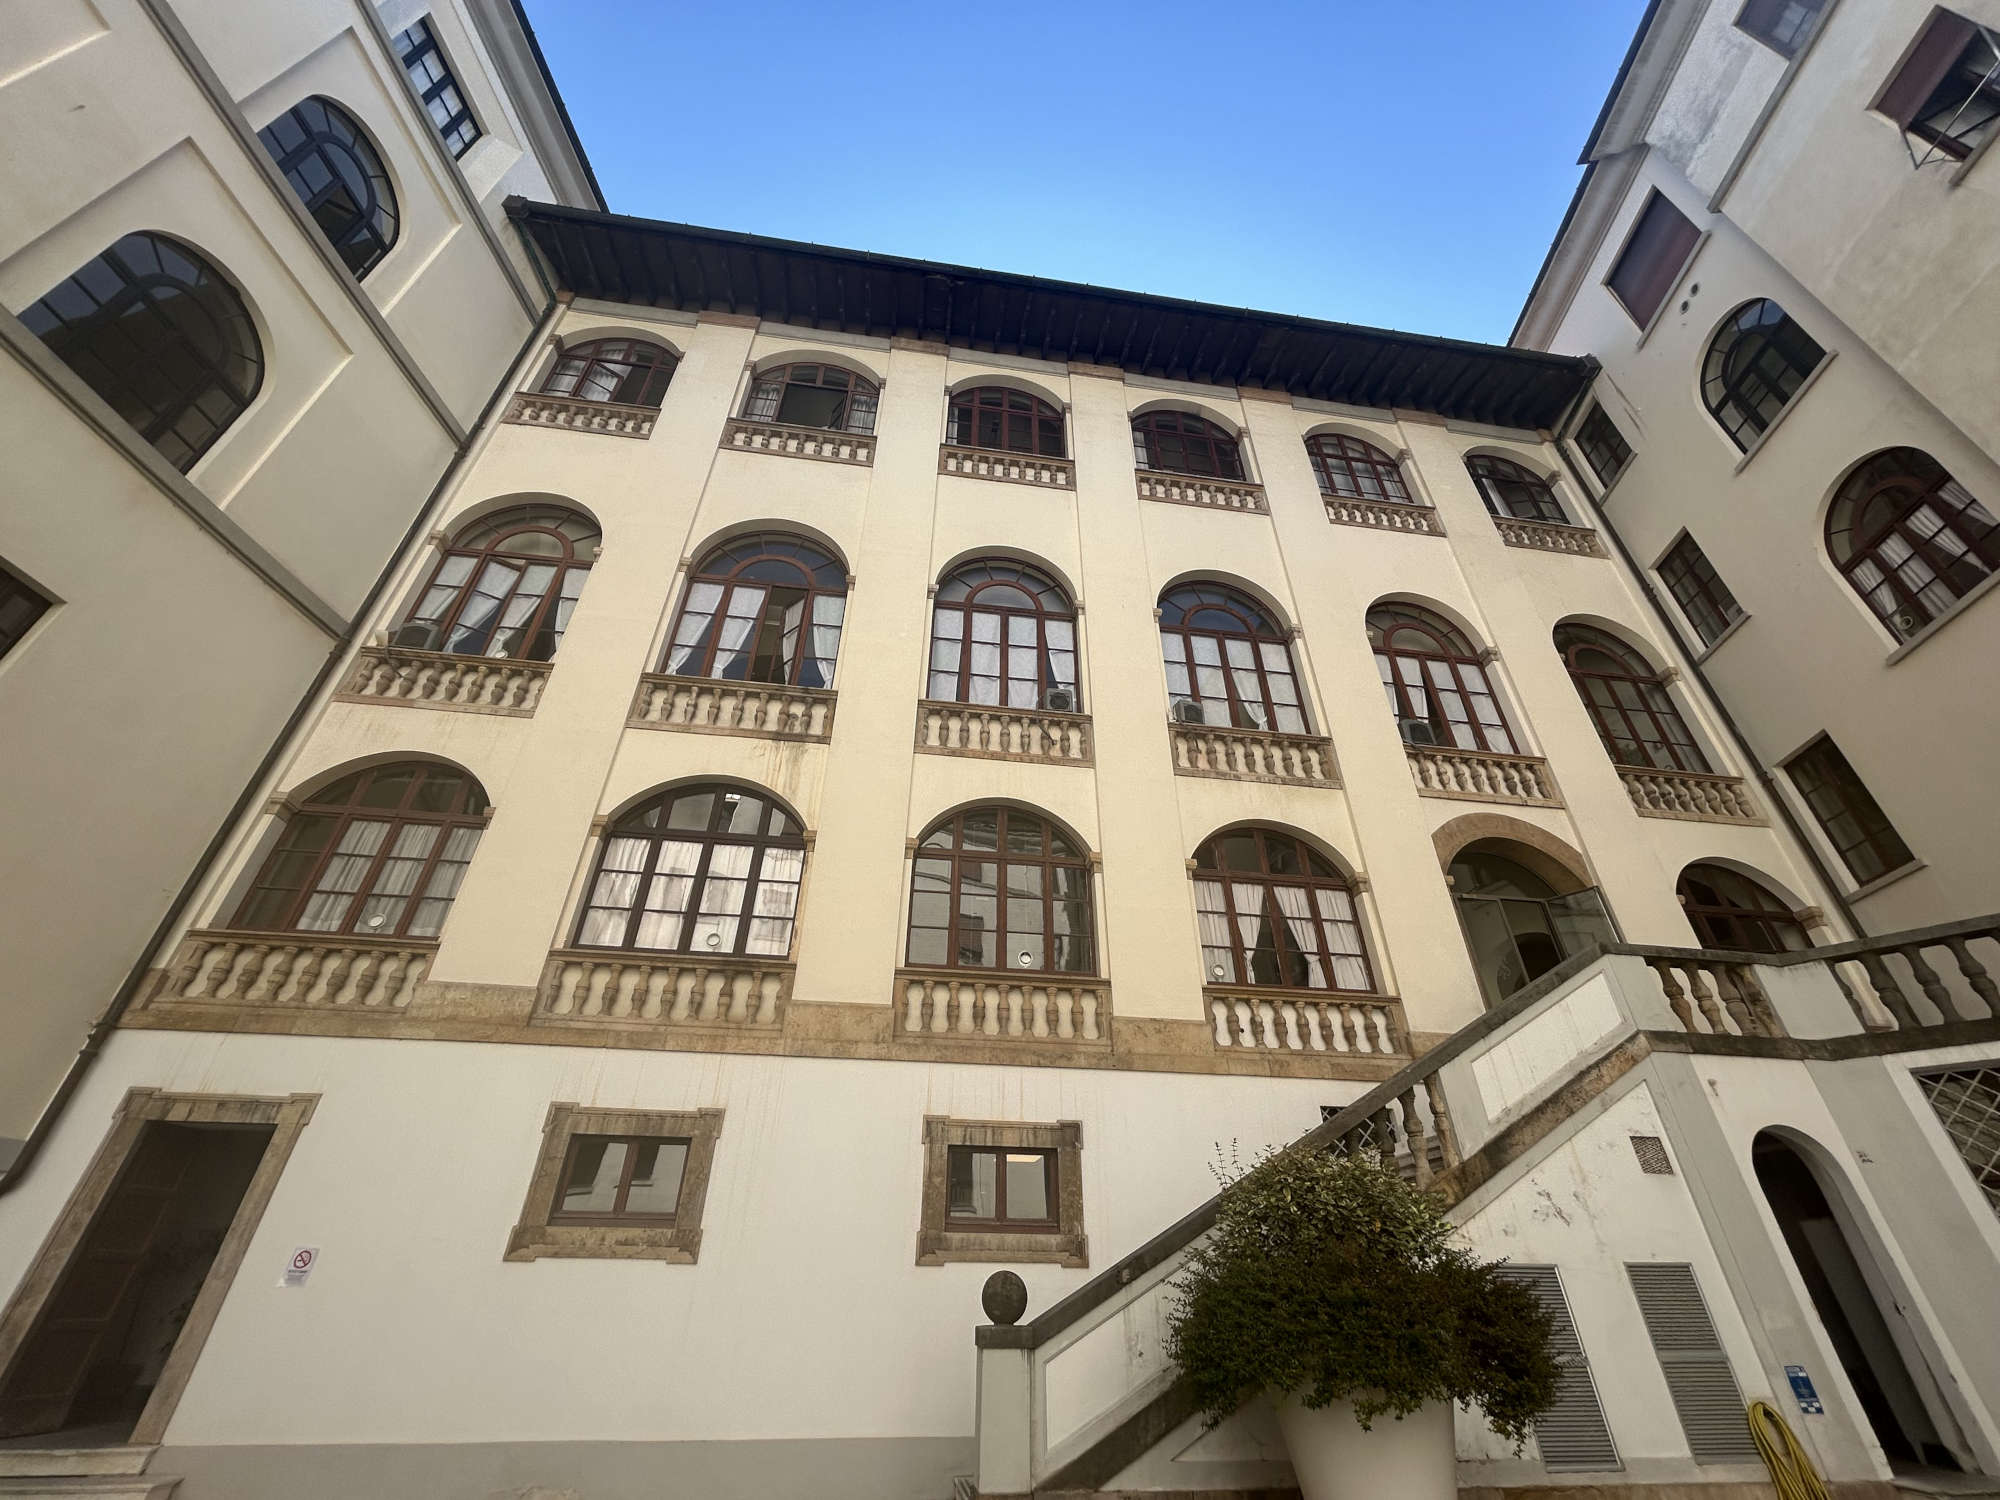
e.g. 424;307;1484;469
1164;1145;1560;1500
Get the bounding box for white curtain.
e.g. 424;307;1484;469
1271;885;1325;989
1317;887;1370;991
664;581;725;674
634;839;701;949
711;585;766;677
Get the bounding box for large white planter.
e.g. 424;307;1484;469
1272;1394;1456;1500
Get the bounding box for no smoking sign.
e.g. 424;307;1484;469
281;1245;320;1287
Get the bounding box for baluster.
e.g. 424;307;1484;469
275;949;320;1006
726;969;751;1024
174;939;223;1001
903;980;924;1033
1687;966;1727;1032
1731;966;1782;1037
1300;1002;1328;1051
1080;988;1100;1041
1899;945;1957;1023
1210;997;1231;1047
668;966;695;1022
755;971;782;1026
1279;1001;1305;1051
1232;998;1256;1047
574;962;605;1017
303;951;346;1007
1401;1088;1431;1188
697;967;724;1023
1004;985;1025;1036
1424;1076;1460;1168
393;952;427;1007
1255;999;1280;1049
1031;987;1051;1037
1055;989;1076;1039
1858;951;1920;1030
641;968;668;1020
1946;938;2000;1016
1711;966;1756;1035
1650;961;1696;1031
368;954;405;1008
333;952;374;1007
925;981;948;1034
1371;1106;1397;1165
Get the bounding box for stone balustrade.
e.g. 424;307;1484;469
722;417;873;465
502;390;657;438
146;931;433;1011
915;701;1092;765
1406;744;1561;806
1642;956;1783;1038
1205;986;1409;1057
895;969;1109;1046
1135;471;1268;513
1324;496;1445;535
938;445;1074;489
1492;515;1606;556
629;673;836;742
1168;721;1338;787
535;951;792;1030
1620;767;1763;824
341;644;550;716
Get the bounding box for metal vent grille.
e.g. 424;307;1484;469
1631;1134;1675;1174
1626;1263;1759;1464
1917;1066;2000;1216
1499;1265;1620;1471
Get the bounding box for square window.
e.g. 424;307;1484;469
1606;192;1701;329
1784;735;1914;885
1875;10;2000;163
918;1118;1085;1267
1574;404;1634;486
1658;533;1745;647
1735;0;1824;57
506;1104;722;1263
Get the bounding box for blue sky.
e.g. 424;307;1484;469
522;1;1646;346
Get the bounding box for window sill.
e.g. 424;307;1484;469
1693;612;1753;663
1729;350;1836;474
503;1222;699;1264
916;1227;1087;1268
722;416;874;466
938;443;1074;489
1883;568;2000;665
1847;859;1929;903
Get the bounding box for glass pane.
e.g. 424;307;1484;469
558;1138;628;1215
1004;1154;1051;1220
621;1139;689;1216
948;1147;998;1218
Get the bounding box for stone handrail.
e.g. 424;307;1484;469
1323;496;1445;535
341;644;550;716
535;950;793;1029
1638;954;1785;1037
1493;515;1606;556
1135;470;1267;513
629;673;836;741
502;390;657;438
896;969;1109;1046
1168;721;1337;787
722;416;873;466
145;931;434;1011
939;444;1074;489
915;701;1092;764
1204;985;1408;1057
1406;744;1560;805
1620;767;1763;824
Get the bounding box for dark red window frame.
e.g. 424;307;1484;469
947;386;1065;456
1191;827;1375;993
742;362;878;434
1368;604;1519;755
945;1145;1059;1229
1658;533;1746;648
540;337;678;409
550;1134;691;1224
927;560;1078;709
1305;433;1415;504
1466;455;1569;525
1132;410;1244;479
1157;584;1308;733
1826;447;2000;640
1786;736;1914;885
1701;299;1825;452
1554;624;1711;773
1677;863;1809;953
906;806;1095;976
397;504;599;661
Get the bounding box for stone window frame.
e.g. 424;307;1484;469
917;1116;1086;1268
505;1103;723;1264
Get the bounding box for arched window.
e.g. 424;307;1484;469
257;96;399;279
1465;455;1568;524
1827;448;2000;639
1157;584;1307;733
21;232;263;473
1193;828;1373;992
662;533;846;688
1367;604;1518;753
1305;433;1416;504
907;807;1093;974
232;761;488;938
928;560;1077;709
539;338;678;409
1677;863;1808;953
948;386;1065;456
1450;845;1616;1004
743;362;877;433
1131;410;1244;479
397;504;599;660
576;785;804;957
1554;624;1709;773
1702;299;1825;451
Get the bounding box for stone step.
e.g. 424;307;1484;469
0;1478;178;1499
0;1451;154;1479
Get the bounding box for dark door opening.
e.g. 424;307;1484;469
1753;1133;1959;1472
0;1121;272;1441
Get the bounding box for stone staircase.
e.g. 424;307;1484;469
0;1445;176;1499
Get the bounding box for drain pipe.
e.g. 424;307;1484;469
0;289;565;1197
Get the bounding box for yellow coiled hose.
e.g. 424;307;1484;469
1749;1399;1831;1500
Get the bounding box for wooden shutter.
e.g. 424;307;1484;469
1606;193;1700;328
1500;1265;1621;1471
1626;1263;1761;1463
1875;11;1979;125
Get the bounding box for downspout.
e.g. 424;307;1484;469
0;288;565;1196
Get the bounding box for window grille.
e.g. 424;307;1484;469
1917;1067;2000;1216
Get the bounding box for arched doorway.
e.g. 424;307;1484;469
1447;839;1617;1006
1752;1131;1964;1473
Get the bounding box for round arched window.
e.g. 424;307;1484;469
1305;434;1416;504
1826;447;2000;640
1553;624;1709;773
1677;863;1808;953
1449;846;1616;1005
662;533;846;688
1157;584;1306;732
1131;411;1244;479
906;807;1093;974
948;386;1065;456
1367;604;1518;753
1192;828;1373;992
397;504;599;660
743;363;878;433
576;785;804;956
21;232;264;473
539;338;678;408
1465;455;1567;524
233;762;488;938
1702;299;1824;451
258;96;400;279
928;560;1077;709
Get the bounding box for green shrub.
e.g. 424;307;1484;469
1164;1145;1560;1444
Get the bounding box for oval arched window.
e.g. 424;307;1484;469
232;762;488;938
662;533;846;688
948;386;1065;456
397;504;599;660
1465;455;1567;524
1702;299;1824;451
907;807;1094;974
258;96;399;278
928;560;1077;710
1554;623;1709;773
1157;584;1306;732
1676;863;1808;953
1132;411;1244;479
1306;434;1416;504
743;363;877;433
576;785;804;956
21;232;264;473
1367;604;1518;753
1193;828;1373;992
1827;447;2000;640
539;338;678;409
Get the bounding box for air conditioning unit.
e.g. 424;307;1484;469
391;620;444;651
1043;686;1079;714
1398;717;1440;747
1171;698;1208;725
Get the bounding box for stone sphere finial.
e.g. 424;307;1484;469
981;1270;1028;1326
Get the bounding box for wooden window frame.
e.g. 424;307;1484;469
1554;624;1712;774
1574;404;1634;487
549;1133;692;1224
1702;299;1825;453
505;1103;724;1263
1157;583;1310;733
948;385;1066;457
1676;863;1809;953
1466;454;1570;524
1192;828;1377;993
1734;0;1825;57
258;96;399;280
1305;433;1418;505
1826;447;2000;641
1131;410;1245;480
943;1145;1059;1231
659;532;848;688
539;337;678;409
1782;734;1915;886
905;806;1096;977
927;560;1079;709
397;503;599;661
918;1117;1085;1267
1657;533;1746;649
742;362;879;434
1367;604;1520;754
